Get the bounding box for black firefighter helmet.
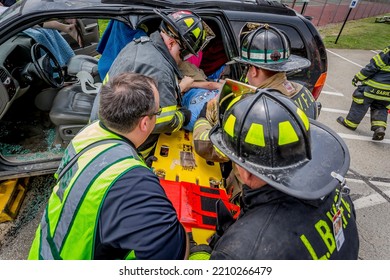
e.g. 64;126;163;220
233;23;311;72
156;9;214;57
209;88;350;200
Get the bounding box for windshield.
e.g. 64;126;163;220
0;1;22;24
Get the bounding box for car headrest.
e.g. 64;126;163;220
67;55;99;77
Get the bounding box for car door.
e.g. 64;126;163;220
0;0;159;179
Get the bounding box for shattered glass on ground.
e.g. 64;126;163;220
0;175;54;259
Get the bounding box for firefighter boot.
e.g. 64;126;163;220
372;127;385;141
337;116;356;131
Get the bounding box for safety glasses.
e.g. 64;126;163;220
141;107;162;118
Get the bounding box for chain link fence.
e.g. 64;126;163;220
279;0;390;26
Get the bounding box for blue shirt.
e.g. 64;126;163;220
94;165;187;259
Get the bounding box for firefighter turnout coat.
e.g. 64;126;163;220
210;185;360;260
91;31;186;157
344;46;390;130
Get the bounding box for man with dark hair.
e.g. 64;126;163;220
29;72;188;260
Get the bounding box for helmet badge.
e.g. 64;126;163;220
270;50;281;62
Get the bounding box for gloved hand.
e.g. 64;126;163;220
198;103;207;120
352;75;359;87
179;107;192;126
206;97;219;127
145;155;157;168
189;244;212;260
187;232;212;260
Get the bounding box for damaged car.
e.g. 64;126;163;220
0;0;327;179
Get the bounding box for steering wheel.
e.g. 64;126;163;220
31;43;64;88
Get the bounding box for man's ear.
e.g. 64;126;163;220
248;66;258;78
168;39;175;50
138;116;149;132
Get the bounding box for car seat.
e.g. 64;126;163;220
49;55;100;142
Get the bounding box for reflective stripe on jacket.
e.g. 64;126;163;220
356;46;390;92
193;118;229;163
210;185;360;260
28;122;146;259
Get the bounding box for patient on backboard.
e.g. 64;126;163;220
178;56;226;131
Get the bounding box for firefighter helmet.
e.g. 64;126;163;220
209;88;350;200
156;9;212;56
233;23;311;72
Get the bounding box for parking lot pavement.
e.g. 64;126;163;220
318;49;390;259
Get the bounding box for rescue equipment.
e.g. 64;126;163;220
0;178;28;223
152;129;239;244
152;129;222;186
160;179;239;244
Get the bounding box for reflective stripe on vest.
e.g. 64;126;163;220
32;122;146;259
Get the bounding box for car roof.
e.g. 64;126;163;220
0;0;297;40
2;0;294;17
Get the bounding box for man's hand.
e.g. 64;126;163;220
179;76;194;94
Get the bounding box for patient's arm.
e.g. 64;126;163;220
191;80;224;91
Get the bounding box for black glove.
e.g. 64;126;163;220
208;199;235;249
352;75;359;87
145;155;157;168
179;107;192;126
198;102;208;119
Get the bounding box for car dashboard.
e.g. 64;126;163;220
0;35;35;119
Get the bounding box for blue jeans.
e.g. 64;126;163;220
181;88;219;131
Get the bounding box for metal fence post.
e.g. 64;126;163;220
367;0;374;17
332;0;344;23
291;0;297;9
317;0;330;26
361;0;369;18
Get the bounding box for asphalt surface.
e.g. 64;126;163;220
318;48;390;260
0;49;389;260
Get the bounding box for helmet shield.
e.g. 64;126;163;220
217;78;258;125
233;23;311;72
210;89;350;200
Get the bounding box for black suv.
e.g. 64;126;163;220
0;0;327;179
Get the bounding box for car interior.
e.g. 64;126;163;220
0;15;234;166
